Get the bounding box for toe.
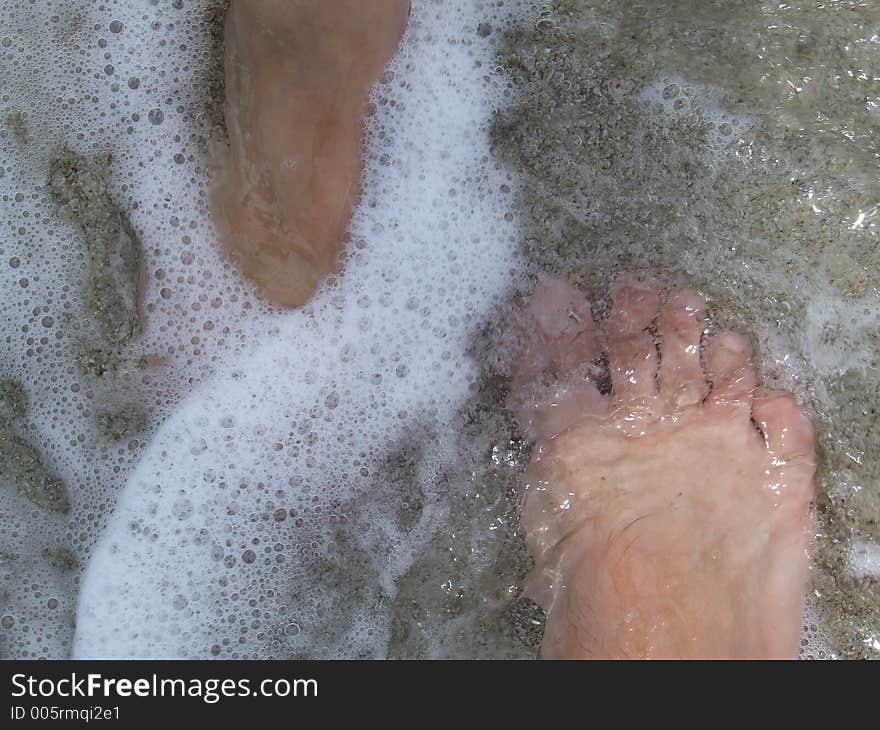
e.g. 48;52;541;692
529;278;593;339
531;277;601;372
704;331;757;415
657;289;709;408
752;388;817;467
606;280;660;400
514;375;609;440
752;388;817;508
505;278;606;438
509;277;601;387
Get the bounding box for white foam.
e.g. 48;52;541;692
69;0;533;658
640;74;752;154
0;0;274;659
850;540;880;578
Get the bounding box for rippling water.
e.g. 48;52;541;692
492;0;880;658
0;0;876;659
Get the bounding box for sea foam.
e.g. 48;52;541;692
69;0;533;658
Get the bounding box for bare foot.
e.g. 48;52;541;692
212;0;410;308
505;278;817;659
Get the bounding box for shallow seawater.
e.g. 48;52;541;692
0;0;876;659
491;0;880;658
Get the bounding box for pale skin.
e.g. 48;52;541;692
506;279;817;659
216;2;818;659
212;0;410;308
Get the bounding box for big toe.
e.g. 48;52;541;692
752;387;817;510
752;388;817;466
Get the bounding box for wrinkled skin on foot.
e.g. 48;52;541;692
212;0;410;308
505;278;817;659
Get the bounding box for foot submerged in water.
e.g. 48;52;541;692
212;0;410;308
504;277;817;659
210;1;816;660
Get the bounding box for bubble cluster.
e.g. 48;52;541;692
2;0;867;660
0;0;278;658
41;0;536;659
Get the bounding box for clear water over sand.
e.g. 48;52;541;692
0;0;877;658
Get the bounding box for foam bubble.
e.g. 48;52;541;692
1;0;855;660
67;0;534;658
